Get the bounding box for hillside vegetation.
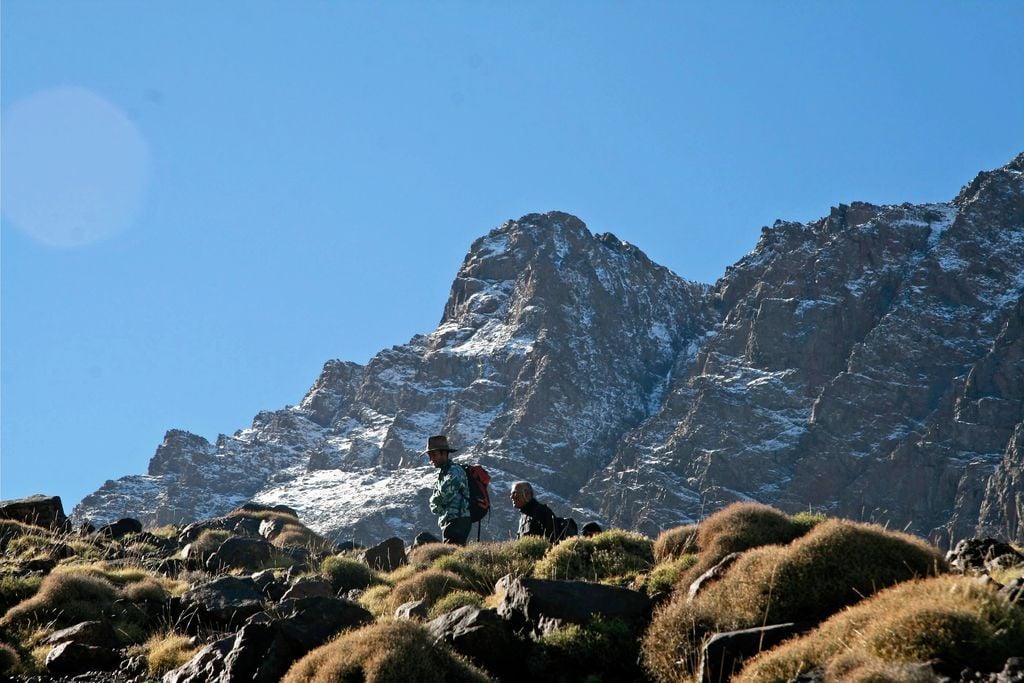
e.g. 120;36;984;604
0;500;1021;682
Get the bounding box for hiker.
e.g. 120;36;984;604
510;481;558;541
426;435;472;545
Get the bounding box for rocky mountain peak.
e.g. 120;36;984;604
75;155;1024;549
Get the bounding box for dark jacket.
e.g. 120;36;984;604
517;498;557;541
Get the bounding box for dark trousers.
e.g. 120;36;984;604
442;517;472;545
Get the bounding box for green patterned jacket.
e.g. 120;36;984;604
429;460;470;526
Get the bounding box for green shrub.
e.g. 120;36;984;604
320;555;373;592
531;616;644;683
385;569;468;615
0;574;43;614
789;511;826;535
634;554;698;595
408;542;458;568
428;590;484;619
653;524;699;563
534;530;653;582
282;620;490;682
434;536;549;594
642;519;947;683
736;575;1024;682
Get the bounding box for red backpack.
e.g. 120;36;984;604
460;463;491;523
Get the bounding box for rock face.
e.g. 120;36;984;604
75;154;1024;547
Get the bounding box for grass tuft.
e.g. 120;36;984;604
320;555;374;592
282;619;491;682
433;536;549;594
533;530;653;583
653;524;699;563
144;631;200;678
427;590;484;619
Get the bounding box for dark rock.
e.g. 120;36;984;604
946;537;1024;573
0;494;69;530
496;575;651;634
360;536;407;572
413;531;440;547
44;641;120;675
178;576;265;630
177;517;232;545
395;599;429;620
580;521;602;536
196;596;374;683
427;606;523;680
162;634;234;683
40;620;118;649
257;517;286;542
698;623;800;683
228;516;263;537
205;536;275;573
98;517;143;539
281;576;334;601
688;552;742;601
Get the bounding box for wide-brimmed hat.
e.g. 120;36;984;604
424;435;458;454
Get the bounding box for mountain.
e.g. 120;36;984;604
75;154;1024;547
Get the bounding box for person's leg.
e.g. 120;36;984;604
441;517;472;545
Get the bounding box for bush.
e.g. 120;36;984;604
634;555;698;596
320;555;373;592
282;620;490;682
675;502;808;592
1;571;118;629
428;590;484;619
0;520;48;552
385;570;469;615
0;642;22;677
190;529;232;556
534;530;653;582
408;543;458;568
358;584;394;618
737;575;1024;681
145;631;200;678
0;574;43;615
434;537;549;594
653;524;698;563
531;616;645;683
642;519;947;683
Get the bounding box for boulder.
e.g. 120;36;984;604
697;623;800;683
281;576;334;601
177;517;233;544
428;606;523;679
44;641;120;675
40;620;118;649
178;576;265;630
162;635;233;683
97;517;143;539
258;517;287;542
946;537;1024;573
178;596;374;683
688;552;742;602
205;536;275;572
395;599;429;620
496;576;651;634
0;494;69;530
360;536;407;572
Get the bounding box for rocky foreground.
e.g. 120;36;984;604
2;494;1023;682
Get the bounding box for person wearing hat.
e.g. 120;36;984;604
425;435;472;545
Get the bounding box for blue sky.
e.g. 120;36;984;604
2;2;1022;511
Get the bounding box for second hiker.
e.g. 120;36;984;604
426;435;472;545
510;481;558;541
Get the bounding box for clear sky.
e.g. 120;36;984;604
2;2;1022;512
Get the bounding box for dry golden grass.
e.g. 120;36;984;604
642;519;946;683
384;570;469;615
320;555;374;592
1;571;118;629
359;584;395;618
0;573;43;614
533;530;653;582
675;502;808;593
433;536;549;594
653;524;699;563
143;631;200;678
736;575;1024;682
282;620;491;683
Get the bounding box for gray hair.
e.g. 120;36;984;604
511;481;534;497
